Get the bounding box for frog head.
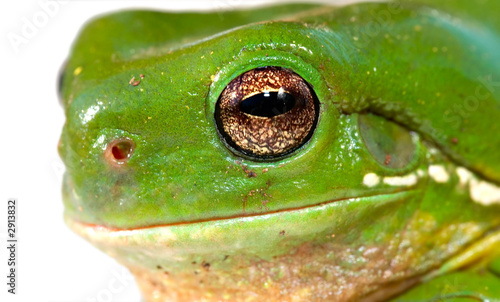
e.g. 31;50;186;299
59;3;500;301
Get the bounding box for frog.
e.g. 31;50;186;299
58;1;500;301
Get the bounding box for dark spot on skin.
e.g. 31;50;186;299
247;171;257;178
235;160;257;178
279;230;286;236
191;261;196;265
202;261;210;271
452;137;458;144
261;200;270;211
385;154;392;165
242;180;273;213
242;196;247;213
163;271;169;275
194;270;198;275
156;265;162;270
223;255;229;261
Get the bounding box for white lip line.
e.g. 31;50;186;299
68;190;415;232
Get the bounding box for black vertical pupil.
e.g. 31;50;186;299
239;91;296;118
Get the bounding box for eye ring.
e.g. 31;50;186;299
104;138;135;167
215;66;320;160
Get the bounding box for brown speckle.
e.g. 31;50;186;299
236;161;257;178
451;137;458;144
385;154;392;165
202;261;210;271
242;196;248;213
247;171;257;178
279;230;286;236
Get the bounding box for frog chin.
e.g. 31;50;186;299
65;190;426;301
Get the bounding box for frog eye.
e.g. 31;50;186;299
104;138;135;167
358;113;417;169
215;66;320;160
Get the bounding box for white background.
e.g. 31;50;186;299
1;1;359;301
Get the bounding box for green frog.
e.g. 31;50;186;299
58;1;500;301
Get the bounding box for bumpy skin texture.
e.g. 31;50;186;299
59;1;500;301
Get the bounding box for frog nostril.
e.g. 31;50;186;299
105;139;135;166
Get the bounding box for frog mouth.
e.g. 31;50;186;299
65;190;417;256
64;188;500;302
65;190;440;302
65;190;429;302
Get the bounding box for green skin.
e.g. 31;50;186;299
59;1;500;301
